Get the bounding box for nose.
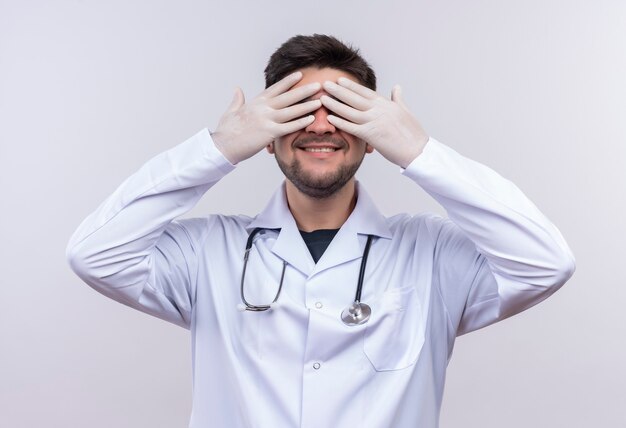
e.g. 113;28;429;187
305;105;336;134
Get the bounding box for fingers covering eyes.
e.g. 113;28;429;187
337;77;377;99
320;96;366;124
322;80;371;111
326;114;360;136
264;71;303;98
271;82;321;109
278;115;315;134
274;99;321;123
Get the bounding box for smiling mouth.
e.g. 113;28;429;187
302;147;339;153
294;135;346;152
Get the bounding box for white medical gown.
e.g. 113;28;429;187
67;129;575;428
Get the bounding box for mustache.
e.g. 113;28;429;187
293;135;347;149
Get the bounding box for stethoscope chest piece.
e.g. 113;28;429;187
341;302;371;326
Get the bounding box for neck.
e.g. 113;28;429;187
285;179;357;232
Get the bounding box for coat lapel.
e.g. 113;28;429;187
313;183;392;275
247;183;314;275
246;182;392;277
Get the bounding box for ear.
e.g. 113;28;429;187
365;143;374;154
266;141;275;154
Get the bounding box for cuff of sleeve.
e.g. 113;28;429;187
195;128;237;174
400;136;441;179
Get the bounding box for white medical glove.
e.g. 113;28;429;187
320;78;429;168
211;71;322;164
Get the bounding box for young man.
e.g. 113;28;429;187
67;34;575;427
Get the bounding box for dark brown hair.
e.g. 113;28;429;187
264;34;376;90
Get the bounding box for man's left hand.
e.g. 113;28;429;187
321;78;429;168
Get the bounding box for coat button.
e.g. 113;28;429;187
315;301;323;309
313;362;321;370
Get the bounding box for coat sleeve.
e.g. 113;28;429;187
65;129;235;329
402;138;576;335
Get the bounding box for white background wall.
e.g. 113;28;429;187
1;1;625;426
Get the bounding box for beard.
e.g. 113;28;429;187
274;139;366;199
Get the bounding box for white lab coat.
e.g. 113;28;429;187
66;129;575;428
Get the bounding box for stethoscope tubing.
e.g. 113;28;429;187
240;227;373;325
355;235;373;303
240;228;285;311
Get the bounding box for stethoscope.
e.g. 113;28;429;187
239;227;373;326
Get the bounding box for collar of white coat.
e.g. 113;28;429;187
246;181;392;276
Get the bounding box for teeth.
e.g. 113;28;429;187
304;147;337;152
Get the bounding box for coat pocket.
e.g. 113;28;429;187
363;286;425;371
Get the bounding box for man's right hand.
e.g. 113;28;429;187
211;71;322;164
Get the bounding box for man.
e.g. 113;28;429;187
67;34;575;427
